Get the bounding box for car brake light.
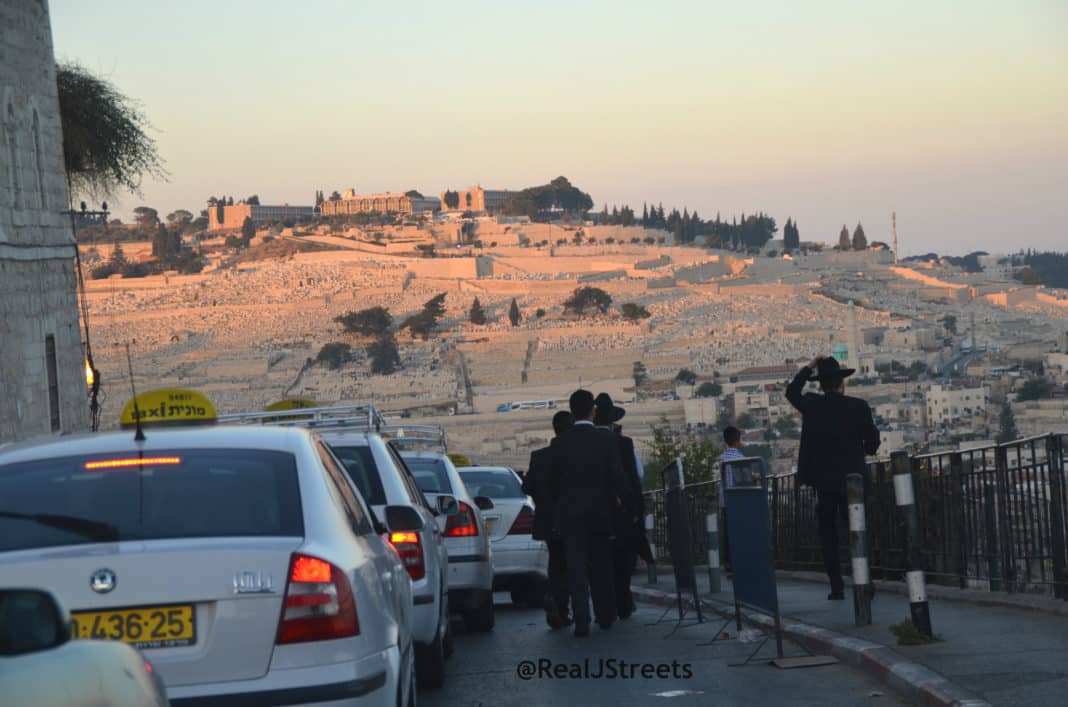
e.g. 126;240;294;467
508;505;535;535
84;456;181;470
276;553;359;644
389;531;425;581
444;501;479;537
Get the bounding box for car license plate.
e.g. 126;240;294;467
71;604;196;649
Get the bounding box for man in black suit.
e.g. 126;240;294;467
786;356;881;599
521;410;574;629
549;389;627;636
593;393;644;620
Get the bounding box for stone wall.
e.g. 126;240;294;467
0;0;89;442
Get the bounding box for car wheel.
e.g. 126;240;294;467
463;596;495;632
415;623;446;689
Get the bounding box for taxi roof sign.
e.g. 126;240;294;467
265;398;318;412
120;388;218;428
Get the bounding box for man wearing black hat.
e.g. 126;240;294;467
594;393;645;620
548;389;628;636
522;410;575;629
786;356;881;599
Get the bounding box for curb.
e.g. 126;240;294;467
632;586;991;707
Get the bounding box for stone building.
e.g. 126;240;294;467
1;0;90;442
320;190;440;217
207;202;315;230
440;186;515;213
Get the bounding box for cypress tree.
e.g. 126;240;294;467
508;298;521;327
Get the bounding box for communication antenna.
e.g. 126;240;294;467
125;343;146;442
892;211;898;264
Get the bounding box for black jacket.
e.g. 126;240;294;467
521;444;557;541
548;423;627;536
785;366;881;495
612;432;645;538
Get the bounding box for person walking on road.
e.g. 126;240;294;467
521;410;575;629
549;389;627;637
717;426;745;572
786;356;880;600
593;393;644;621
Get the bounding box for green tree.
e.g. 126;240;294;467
646;419;723;486
367;334;401;375
469;298;487;325
1017;378;1055;401
996;402;1019;443
535;308;546;318
1018;266;1041;285
315;342;351;370
245;194;260;205
335;306;392;336
508;298;521;327
942;314;957;335
401;293;447;339
443;190;460;209
240;216;256;246
621;302;651;321
736;413;755;428
56;62;166;197
563;286;612;316
839;225;851;250
133;206;159;229
404;189;423;198
852;222;868;250
633;361;649;388
695;381;722;398
675;369;698;385
151;223;181;261
783;218;800;252
109;242;128;268
166;209;193;227
774;416;799;438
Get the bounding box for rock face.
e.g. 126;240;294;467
0;0;90;442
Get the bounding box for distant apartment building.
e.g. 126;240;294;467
208;202;314;230
925;384;990;426
441;186;517;213
733;384;790;427
320;190;440;217
732;364;798;386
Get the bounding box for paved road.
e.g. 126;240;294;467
420;594;903;707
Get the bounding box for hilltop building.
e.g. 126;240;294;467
926;384;990;427
207;202;315;230
320;190;440;217
441;186;516;213
1;0;90;442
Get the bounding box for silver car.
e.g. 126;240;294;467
457;466;549;607
320;430;455;688
400;451;495;632
0;427;416;707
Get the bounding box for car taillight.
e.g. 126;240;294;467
276;553;359;644
389;531;426;581
508;505;535;535
444;501;479;537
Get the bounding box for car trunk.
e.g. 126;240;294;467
482;498;527;541
0;537;301;686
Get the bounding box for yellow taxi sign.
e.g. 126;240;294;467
120;388;217;428
264;398;318;412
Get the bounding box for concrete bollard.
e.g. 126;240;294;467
645;513;657;584
706;512;721;594
891;451;933;638
847;473;872;626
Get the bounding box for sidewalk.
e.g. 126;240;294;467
631;569;1068;707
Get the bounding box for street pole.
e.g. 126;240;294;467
706;511;721;593
645;513;657;584
891;451;932;637
847;473;872;626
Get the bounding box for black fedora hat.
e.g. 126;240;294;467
809;356;855;382
593;393;626;425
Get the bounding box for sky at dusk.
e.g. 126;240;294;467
50;0;1067;255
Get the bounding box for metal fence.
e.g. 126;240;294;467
643;433;1068;599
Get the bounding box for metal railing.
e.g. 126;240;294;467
643;433;1068;599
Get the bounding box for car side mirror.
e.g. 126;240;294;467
437;495;459;517
385;505;425;532
473;495;495;511
0;589;71;656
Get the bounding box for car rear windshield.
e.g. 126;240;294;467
458;470;525;499
402;457;452;495
328;445;387;506
0;449;303;553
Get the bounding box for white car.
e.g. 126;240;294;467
0;587;168;707
0;427;417;707
457;467;548;607
400;451;495;632
320;430;455;688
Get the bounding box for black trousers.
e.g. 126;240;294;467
816;489;848;592
546;538;570;619
564;530;616;628
612;538;636;617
